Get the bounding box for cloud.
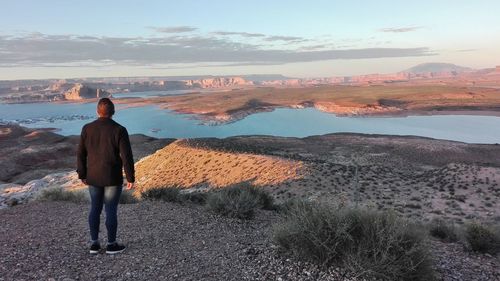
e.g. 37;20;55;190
148;26;198;33
0;32;435;67
456;49;477;52
264;35;305;42
212;31;266;37
379;26;424;33
213;31;306;43
299;44;330;51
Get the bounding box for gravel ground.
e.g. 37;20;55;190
431;240;500;281
0;201;350;281
0;201;498;281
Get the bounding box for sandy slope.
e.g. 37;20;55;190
135;139;305;191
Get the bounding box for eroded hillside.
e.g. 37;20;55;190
135;139;305;191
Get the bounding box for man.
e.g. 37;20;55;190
77;98;135;255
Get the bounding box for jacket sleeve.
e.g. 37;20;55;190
76;126;87;179
119;127;135;183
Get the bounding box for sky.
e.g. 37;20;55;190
0;0;499;80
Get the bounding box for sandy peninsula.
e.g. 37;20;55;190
112;84;500;124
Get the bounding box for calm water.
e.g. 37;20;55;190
1;99;499;144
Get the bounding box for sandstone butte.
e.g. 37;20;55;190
63;83;112;100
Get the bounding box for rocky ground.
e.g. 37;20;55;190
135;135;500;224
1;125;500;280
0;124;174;208
0;201;498;281
0;201;349;281
0;124;174;184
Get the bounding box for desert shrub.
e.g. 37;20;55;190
178;191;208;205
140;186;181;202
205;185;260;219
119;190;139;204
236;182;275;210
464;222;500;254
37;187;88;203
275;198;307;214
273;201;435;281
428;218;460;242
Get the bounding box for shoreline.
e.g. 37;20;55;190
3;84;500;124
157;103;500;125
2;99;500;144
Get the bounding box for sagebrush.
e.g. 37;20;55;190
177;191;208;204
465;222;500;254
140;186;182;202
205;183;273;219
273;200;435;281
37;187;88;203
119;190;139;204
428;218;460;242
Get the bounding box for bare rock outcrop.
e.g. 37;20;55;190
63;83;112;100
48;80;74;92
0;171;84;209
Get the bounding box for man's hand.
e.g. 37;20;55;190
81;179;88;185
126;182;135;190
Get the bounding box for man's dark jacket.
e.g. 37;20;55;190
77;117;135;187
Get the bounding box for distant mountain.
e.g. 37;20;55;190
404;63;472;74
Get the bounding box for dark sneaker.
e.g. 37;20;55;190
106;243;126;255
89;243;101;255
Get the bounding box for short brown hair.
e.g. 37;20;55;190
97;98;115;117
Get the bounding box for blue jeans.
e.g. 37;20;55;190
88;185;122;244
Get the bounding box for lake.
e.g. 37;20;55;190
1;98;499;144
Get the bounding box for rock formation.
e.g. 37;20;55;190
184;77;253;88
63;83;112;100
343;72;410;83
48;81;73;92
0;172;83;209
